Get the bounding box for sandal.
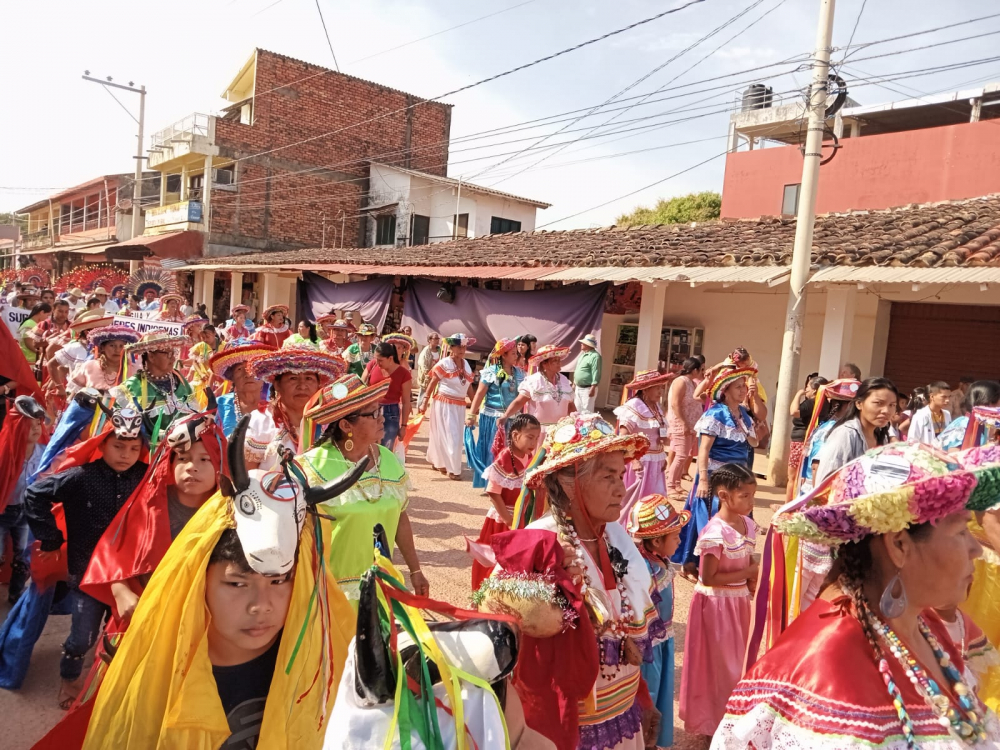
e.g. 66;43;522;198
58;677;83;710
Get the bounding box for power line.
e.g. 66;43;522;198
101;85;139;124
843;0;868;57
314;0;340;72
835;11;1000;59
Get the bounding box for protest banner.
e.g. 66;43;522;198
4;307;31;338
113;315;183;336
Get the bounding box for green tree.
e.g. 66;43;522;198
616;191;721;227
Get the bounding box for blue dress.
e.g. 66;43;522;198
672;402;754;566
465;365;524;489
641;555;676;747
216;393;239;438
936;415;969;452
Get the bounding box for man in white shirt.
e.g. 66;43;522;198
92;286;120;315
907;381;951;444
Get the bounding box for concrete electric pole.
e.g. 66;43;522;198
767;0;837;486
82;73;146;272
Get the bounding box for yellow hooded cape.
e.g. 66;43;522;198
82;491;355;750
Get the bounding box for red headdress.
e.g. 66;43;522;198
81;411;227;626
0;397;50;514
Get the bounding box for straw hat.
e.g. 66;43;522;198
125;330;190;357
93;286;110;297
231;304;250;316
625;369;672;395
383;332;416;353
628;494;691;540
70;311;114;334
528;344;569;373
303;374;390;425
159;292;184;307
524;412;649;489
487;337;518;363
578;334;599;349
246;349;346;385
209;341;277;381
775;442;1000;546
707;367;757;402
262;304;288;319
68;287;86;298
357;323;378;337
88;325;141;349
182;314;208;331
316;313;338;327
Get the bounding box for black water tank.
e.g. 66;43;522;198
741;84;774;111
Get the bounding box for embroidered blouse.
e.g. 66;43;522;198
695;401;756;471
430;358;473;400
519;371;573;425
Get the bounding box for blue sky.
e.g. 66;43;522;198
2;0;998;228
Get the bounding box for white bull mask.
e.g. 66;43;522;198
223;415;371;576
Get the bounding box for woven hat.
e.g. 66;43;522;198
357;323;378;337
774;442;998;546
443;332;475;347
93;286;110;296
383;332;416;353
88;325;140;349
159;292;184;307
209;341;277;381
487;337;518;363
17;287;39;300
182;314;208;331
262;304;288;320
231;304;249;316
528;344;569;374
316;313;338;326
125;330;190;357
525;412;649;489
954;444;1000;512
70;311;113;333
628;494;691;540
246;349;346;385
303;374;390;425
625;369;672;396
708;367;757;402
578;334;598;349
69;287;86;298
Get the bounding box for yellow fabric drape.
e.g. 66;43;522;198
963;518;1000;712
83;491;355;750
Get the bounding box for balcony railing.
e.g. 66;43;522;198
150;113;212;151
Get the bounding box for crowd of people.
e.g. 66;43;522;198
0;271;997;750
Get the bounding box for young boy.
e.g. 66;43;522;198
628;493;690;750
24;405;146;708
908;380;952;444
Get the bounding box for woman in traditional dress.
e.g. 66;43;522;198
283;319;321;350
715;442;1000;749
153;292;186;323
466;338;524;488
615;369;671;524
253;304;292;349
244;348;346;470
69;325;138;394
477;412;663;750
209;341;276;437
344;322;378;377
418;333;475;480
320;317;352;357
502;344;575;438
665;356;705;499
300;374;427;603
222;304;252;341
672;368;759;580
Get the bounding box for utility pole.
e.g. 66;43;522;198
82;73;146;270
321;213;327;249
767;0;836;487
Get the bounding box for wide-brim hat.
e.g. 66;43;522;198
93;286;110;296
383;333;417;353
774;442;996;546
17;288;39;300
88;325;141;349
628;494;691;540
231;304;250;315
316;313;338;326
357;323;378;337
246;349;346;385
69;287;86;298
708;367;757;402
159;292;184;307
331;318;352;330
488;337;518;363
70;312;114;333
625;369;672;395
525;412;649;489
304;373;390;425
182;314;208;330
126;331;190;357
262;304;288;319
210;341;278;381
578;334;599;349
443;332;475;348
528;344;569;373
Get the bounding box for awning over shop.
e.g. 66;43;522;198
106;230;204;262
27;242;116;257
809;266;1000;285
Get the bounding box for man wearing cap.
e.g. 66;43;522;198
344;322;378;377
572;333;602;413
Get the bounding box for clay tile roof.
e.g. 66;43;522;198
196;194;1000;271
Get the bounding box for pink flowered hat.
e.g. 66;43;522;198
775;442;993;546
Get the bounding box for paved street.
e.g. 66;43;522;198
1;425;778;749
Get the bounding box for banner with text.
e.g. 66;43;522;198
113;315;183;336
4;308;30;338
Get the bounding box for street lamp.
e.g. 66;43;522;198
82;73;146;254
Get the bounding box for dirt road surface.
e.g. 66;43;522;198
2;427;779;749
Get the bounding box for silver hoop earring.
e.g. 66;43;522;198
879;571;907;619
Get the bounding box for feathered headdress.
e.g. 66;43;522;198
126;267;177;299
54;265;129;295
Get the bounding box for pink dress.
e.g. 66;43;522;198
668;375;702;458
614;397;667;525
679;514;756;736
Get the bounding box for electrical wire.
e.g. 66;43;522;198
101;85;139;124
842;0;868;58
835;11;1000;59
314;0;340;72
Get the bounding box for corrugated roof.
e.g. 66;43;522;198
810;266;1000;284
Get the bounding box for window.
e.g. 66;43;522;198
375;214;396;246
410;214;430;246
213;166;236;190
781;183;801;216
188;174;204;201
490;216;521;234
453;213;469;239
166;174;181;193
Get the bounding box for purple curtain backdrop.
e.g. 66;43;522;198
402;279;608;369
297;272;394;332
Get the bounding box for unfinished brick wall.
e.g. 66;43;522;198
211;49;452;252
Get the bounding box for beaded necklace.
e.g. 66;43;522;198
867;611;988;747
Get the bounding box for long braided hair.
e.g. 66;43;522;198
709;462;756;497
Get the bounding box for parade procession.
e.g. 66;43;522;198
3;0;1000;748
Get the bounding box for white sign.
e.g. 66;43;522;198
113;315;183;336
4;307;30;338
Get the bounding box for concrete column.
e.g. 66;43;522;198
200;271;215;312
868;298;892;377
833;111;844;139
971;98;983;123
230;271;244;313
180;164;189;201
521;280;536;291
202;155;213;233
261;273;278;313
129;259;141;274
193;270;205;307
849;120;860;138
727;121;739;152
818;286;857;379
283;276;298;325
159;172;168;206
634;282;667;373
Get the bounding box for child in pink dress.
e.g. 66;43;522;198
679;462;759;738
